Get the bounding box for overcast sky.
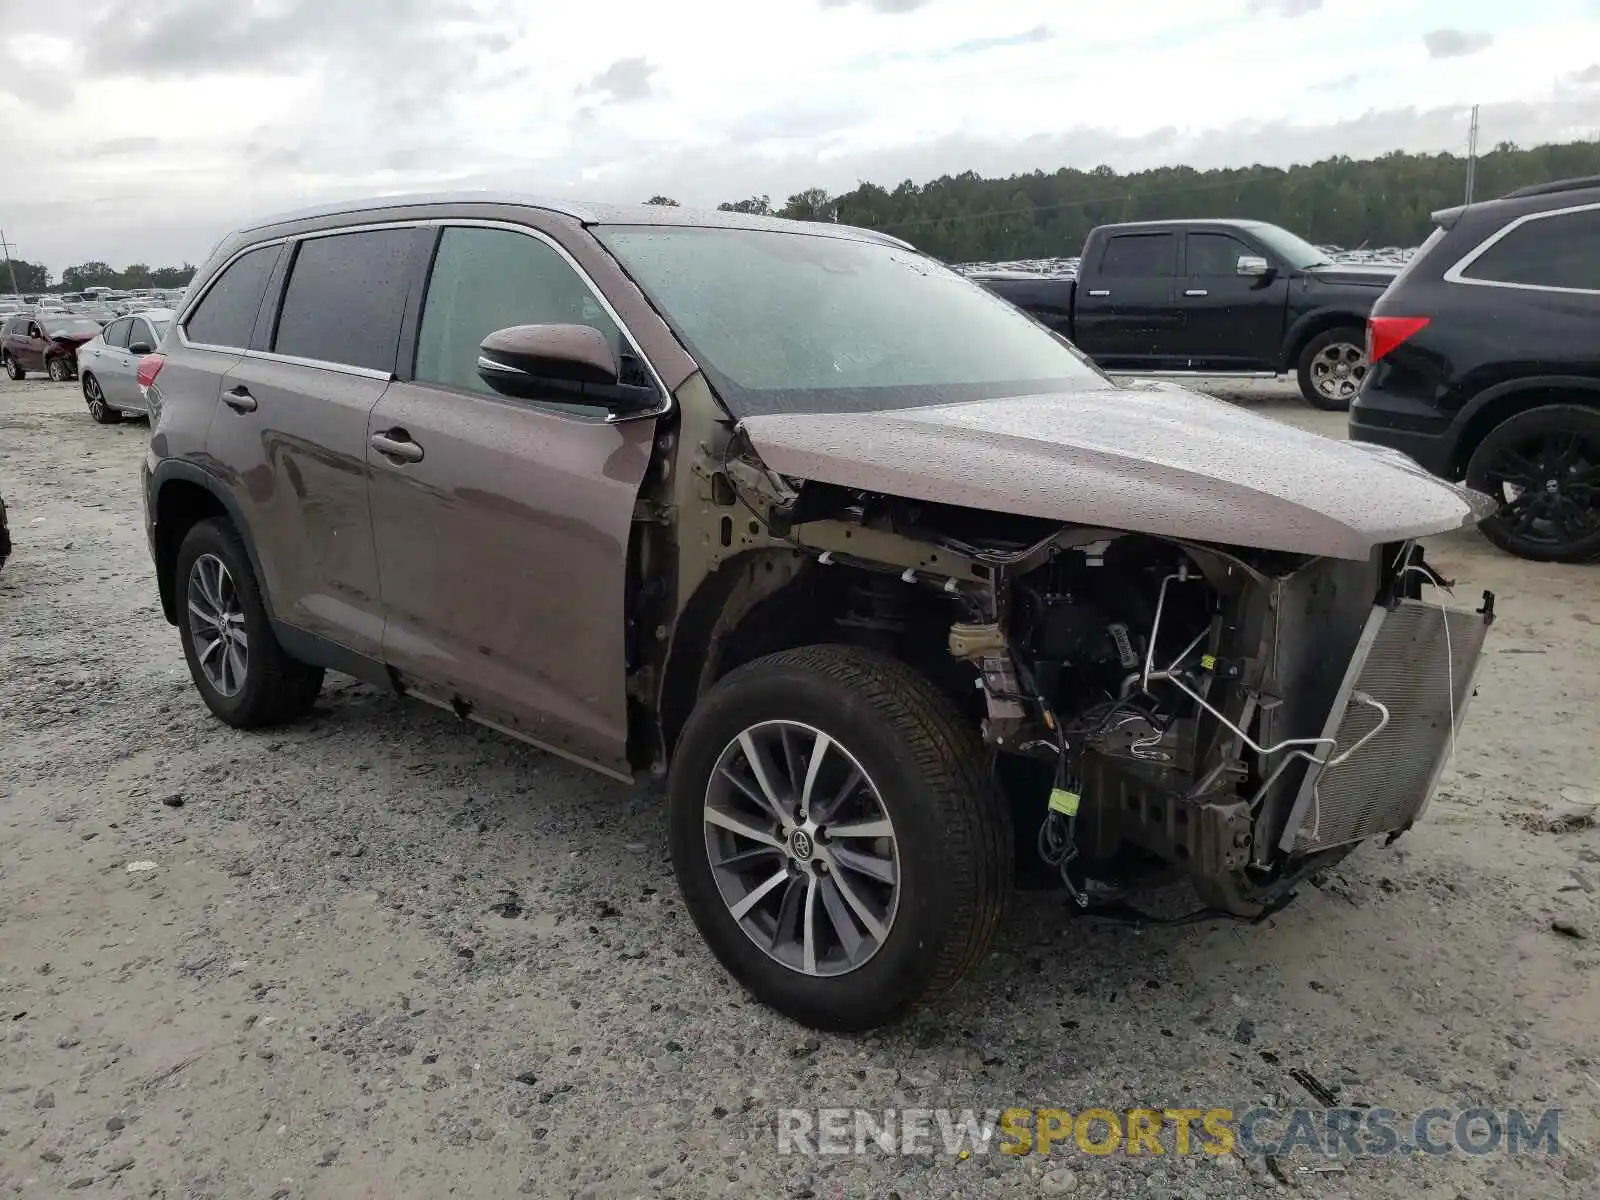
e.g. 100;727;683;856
2;0;1598;272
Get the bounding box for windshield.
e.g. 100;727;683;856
44;318;103;338
596;226;1105;417
1247;224;1332;270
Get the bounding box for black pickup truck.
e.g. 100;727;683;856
969;219;1399;410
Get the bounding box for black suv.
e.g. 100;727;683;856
1350;176;1600;562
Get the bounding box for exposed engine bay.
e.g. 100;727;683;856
704;445;1497;923
959;530;1494;919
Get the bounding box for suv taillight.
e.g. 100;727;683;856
135;353;166;390
1366;315;1430;365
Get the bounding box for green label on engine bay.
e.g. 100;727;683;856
1048;788;1080;817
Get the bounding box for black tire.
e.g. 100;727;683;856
2;353;24;381
668;644;1012;1031
1465;404;1600;563
47;356;74;383
174;518;324;728
82;374;121;424
1296;326;1368;411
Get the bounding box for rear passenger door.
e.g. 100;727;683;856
1072;231;1182;369
365;222;662;778
204;227;420;660
90;318;137;406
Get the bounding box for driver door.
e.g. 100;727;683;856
365;223;662;777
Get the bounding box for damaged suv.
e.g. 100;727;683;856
142;198;1494;1030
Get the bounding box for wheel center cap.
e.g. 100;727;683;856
1546;478;1560;494
788;829;815;862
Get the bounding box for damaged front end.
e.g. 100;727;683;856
965;531;1495;920
699;418;1496;924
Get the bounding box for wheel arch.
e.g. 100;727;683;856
1279;309;1367;372
1451;376;1600;476
150;462;272;627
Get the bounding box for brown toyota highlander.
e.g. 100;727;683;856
141;196;1496;1031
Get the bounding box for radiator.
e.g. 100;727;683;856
1278;599;1491;855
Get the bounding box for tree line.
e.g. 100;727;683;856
2;260;196;294
648;138;1600;261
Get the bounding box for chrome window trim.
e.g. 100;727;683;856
240;348;394;381
1442;200;1600;297
175;235;289;350
417;217;672;424
177;216;673;421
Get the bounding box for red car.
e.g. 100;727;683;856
2;314;104;381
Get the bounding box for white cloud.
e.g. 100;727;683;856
1;0;1597;271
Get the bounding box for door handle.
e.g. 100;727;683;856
370;430;424;464
1184;289;1209;297
223;386;257;413
1087;289;1111;297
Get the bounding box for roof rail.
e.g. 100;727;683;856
1501;175;1600;200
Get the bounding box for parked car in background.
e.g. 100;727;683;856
76;309;173;423
970;219;1398;410
1351;175;1600;562
141;195;1491;1030
2;313;104;380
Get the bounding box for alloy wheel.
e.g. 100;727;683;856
1310;341;1368;404
1479;430;1600;552
187;553;249;697
48;358;70;382
702;720;900;977
84;377;105;421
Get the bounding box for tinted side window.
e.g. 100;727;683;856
103;318;132;348
129;320;157;350
414;226;626;397
1099;233;1177;277
1461;207;1600;292
1186;232;1253;277
184;243;281;348
273;229;414;372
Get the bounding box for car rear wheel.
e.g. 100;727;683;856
175;518;325;727
1297;326;1369;411
47;357;73;383
2;353;23;381
1465;404;1600;563
82;374;121;424
668;644;1012;1031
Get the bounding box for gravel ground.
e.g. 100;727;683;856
3;377;1598;1200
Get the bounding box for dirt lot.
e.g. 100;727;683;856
3;377;1598;1200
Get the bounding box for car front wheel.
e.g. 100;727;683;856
47;356;74;383
1297;326;1369;411
175;518;324;727
668;644;1012;1031
1465;404;1600;563
82;374;121;424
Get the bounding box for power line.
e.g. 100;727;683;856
0;229;20;297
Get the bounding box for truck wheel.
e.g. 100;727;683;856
668;644;1012;1031
174;518;325;727
1296;327;1368;411
1465;405;1600;563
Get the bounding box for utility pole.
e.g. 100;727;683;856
0;228;20;297
1464;104;1481;205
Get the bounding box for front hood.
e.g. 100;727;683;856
50;335;95;350
1305;263;1399;287
739;383;1494;560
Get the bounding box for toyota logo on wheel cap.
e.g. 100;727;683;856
789;829;815;861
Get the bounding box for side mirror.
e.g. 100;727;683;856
1236;255;1272;277
476;324;658;415
129;341;154;355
